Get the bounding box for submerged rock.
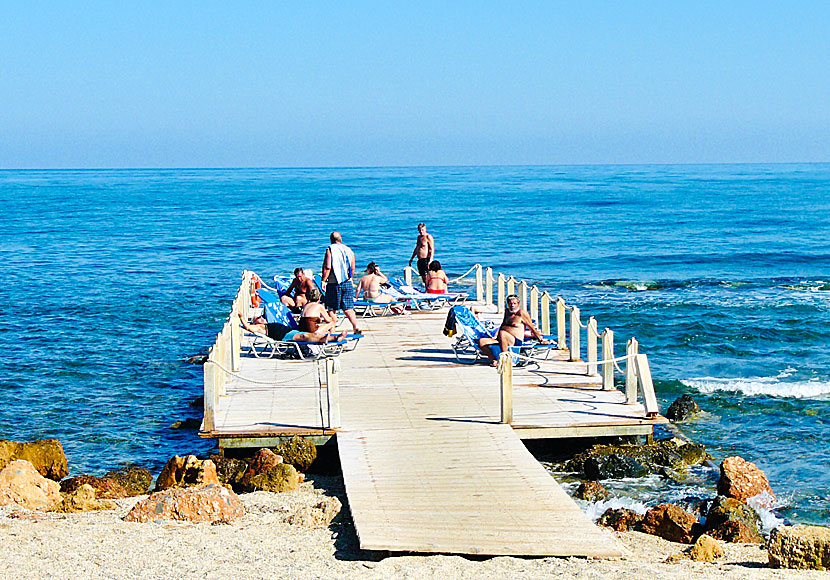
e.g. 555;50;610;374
640;503;702;544
597;508;643;532
768;525;830;570
0;439;68;481
564;438;706;479
124;483;244;523
718;456;775;504
51;483;117;513
0;460;62;510
584;455;649;480
275;436;317;472
155;455;220;490
666;394;701;422
573;481;609;502
60;474;129;499
704;495;762;543
170;418;202;430
104;466;153;496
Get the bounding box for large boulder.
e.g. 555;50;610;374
275;436;317;472
209;454;249;491
0;439;68;481
666;394;701;422
573;481;609;502
123;483;244;523
51;483;117;513
718;456;775;504
0;459;62;510
597;508;643;532
155;455;220;491
104;466;153;496
240;449;300;493
704;495;762;543
640;503;702;544
564;438;706;480
60;475;129;499
768;525;830;570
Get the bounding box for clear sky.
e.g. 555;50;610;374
2;2;828;168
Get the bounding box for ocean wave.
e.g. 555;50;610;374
682;373;830;399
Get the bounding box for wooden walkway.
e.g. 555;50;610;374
203;308;666;556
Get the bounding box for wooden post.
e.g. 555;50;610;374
587;317;598;375
569;306;581;361
517;280;528;312
556;297;566;349
601;328;614;390
529;286;539;324
203;351;216;432
497;273;505;312
499;352;513;424
625;337;639;404
325;358;341;428
485;267;494;306
506;276;515;297
475;264;483;303
540;292;551;334
634;354;659;417
405;266;413;286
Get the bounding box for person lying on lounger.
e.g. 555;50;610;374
238;313;345;343
478;294;550;366
356;262;405;314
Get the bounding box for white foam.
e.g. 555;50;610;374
747;492;787;534
578;496;649;522
682;375;830;399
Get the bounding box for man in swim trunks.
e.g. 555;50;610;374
408;223;434;286
478;294;550;366
281;268;318;312
321;231;361;334
238;313;344;344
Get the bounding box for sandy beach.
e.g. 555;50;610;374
1;474;823;580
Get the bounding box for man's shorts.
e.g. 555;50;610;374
416;257;429;280
325;280;355;311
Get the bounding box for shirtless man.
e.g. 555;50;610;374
238;312;345;344
356;262;405;314
281;268;317;311
408;223;435;285
478;294;549;366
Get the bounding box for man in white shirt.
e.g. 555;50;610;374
321;231;360;333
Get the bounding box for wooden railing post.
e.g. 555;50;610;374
540;292;551;335
506;276;516;297
485;267;494;306
203;349;216;432
556;297;567;349
634;354;659;417
601;328;615;390
529;286;539;324
569;306;581;361
499;352;513;424
325;358;341;428
475;264;483;303
404;266;413;286
626;337;639;404
497;273;505;312
587;317;598;375
517;280;528;312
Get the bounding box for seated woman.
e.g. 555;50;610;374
425;260;449;294
298;297;337;335
356;262;405;314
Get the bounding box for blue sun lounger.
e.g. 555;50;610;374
391;278;468;309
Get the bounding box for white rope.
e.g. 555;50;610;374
504;349;635;369
447;264;479;284
205;359;320;386
575;318;587;329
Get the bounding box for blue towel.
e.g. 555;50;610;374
258;288;298;329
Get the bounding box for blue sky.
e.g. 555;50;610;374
2;2;828;168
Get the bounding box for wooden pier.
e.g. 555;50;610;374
201;267;666;557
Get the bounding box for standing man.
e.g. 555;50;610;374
321;231;361;334
408;223;435;286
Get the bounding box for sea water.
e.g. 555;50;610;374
1;164;828;525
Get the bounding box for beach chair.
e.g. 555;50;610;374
391;278;468;309
244;328;349;360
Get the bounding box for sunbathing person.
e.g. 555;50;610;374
238;313;345;343
356;262;405;314
281;268;319;312
298;297;337;335
478;294;550;366
425;260;449;294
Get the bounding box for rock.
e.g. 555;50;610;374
676;442;709;466
704;495;762;543
0;439;68;481
286;496;342;527
0;460;62;510
170;418;202;430
597;508;643;532
186;354;207;365
123;483;244;523
275;436;317;472
688;534;725;562
155;455;220;490
573;481;609;502
239;449;283;491
246;463;300;493
60;475;129;499
104;466;153;496
640;503;702;544
666;394;701;422
209;454;249;491
584;454;650;480
718;456;775;504
768;525;830;570
51;483;117;512
189;396;204;408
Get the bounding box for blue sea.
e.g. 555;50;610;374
1;164;829;526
